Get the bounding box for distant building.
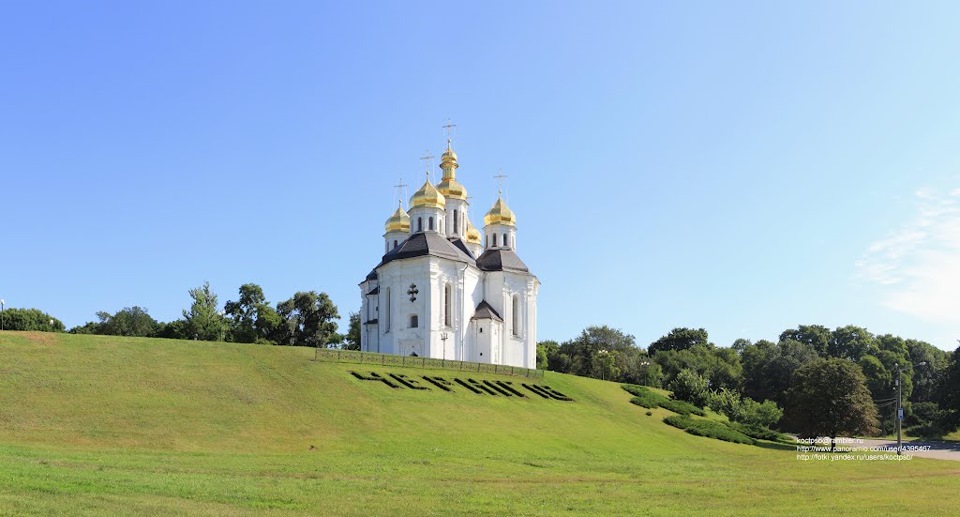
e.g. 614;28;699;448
359;137;539;368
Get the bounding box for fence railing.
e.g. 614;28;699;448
314;349;544;378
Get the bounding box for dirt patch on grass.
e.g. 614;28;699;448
20;332;58;346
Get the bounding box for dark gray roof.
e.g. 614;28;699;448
366;286;380;296
364;318;379;325
365;270;378;281
476;249;530;273
449;237;477;259
471;300;503;322
376;232;476;268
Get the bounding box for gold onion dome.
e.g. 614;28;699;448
465;220;482;244
410;178;446;209
484;197;516;227
384;203;410;233
437;176;467;201
440;139;458;164
437;141;467;201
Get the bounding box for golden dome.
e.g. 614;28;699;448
483;197;516;227
437;140;466;200
440;140;458;165
410;178;446;210
437;177;467;201
465;220;482;244
384;203;410;233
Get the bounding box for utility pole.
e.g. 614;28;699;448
896;363;903;455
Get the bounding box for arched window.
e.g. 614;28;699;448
410;314;418;328
493;234;498;247
504;234;509;247
512;295;520;336
384;287;391;332
443;283;452;327
417;218;423;232
429;217;434;231
453;210;459;235
393;239;398;249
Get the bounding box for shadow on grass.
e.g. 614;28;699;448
752;440;796;452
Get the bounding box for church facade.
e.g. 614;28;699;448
359;139;539;369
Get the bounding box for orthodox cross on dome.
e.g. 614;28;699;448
419;150;435;181
494;169;508;196
442;118;457;147
393;178;408;206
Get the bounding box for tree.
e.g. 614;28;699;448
741;339;818;408
537;340;559;370
669;369;710;407
779;325;831;357
591;349;620;381
344;311;361;350
828;325;878;362
906;339;948;403
648;327;709;355
937;346;960;432
183;281;224;341
652;342;741;391
224;283;280;344
1;308;65;332
77;306;159;337
276;291;340;347
557;326;639;380
783;358;880;446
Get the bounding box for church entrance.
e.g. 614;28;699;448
400;339;421;358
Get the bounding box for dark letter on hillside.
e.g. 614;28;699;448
350;371;400;388
390;373;429;390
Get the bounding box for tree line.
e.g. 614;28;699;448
3;282;362;349
538;325;960;439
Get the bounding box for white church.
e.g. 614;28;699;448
359;137;539;369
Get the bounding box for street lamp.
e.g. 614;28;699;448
441;331;448;361
895;361;927;455
1;299;5;331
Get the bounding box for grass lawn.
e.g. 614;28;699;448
2;331;959;515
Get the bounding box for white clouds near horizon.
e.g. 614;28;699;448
858;186;960;326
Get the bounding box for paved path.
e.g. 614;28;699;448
852;439;960;461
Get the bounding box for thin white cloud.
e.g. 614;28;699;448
857;187;960;325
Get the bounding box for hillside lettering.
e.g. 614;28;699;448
350;371;574;402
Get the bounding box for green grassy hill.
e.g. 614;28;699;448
2;331;959;516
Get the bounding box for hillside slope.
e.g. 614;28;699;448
2;331;959;516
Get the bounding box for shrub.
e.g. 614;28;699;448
664;415;754;445
728;421;788;442
624;384;669;409
660;398;706;417
624;385;705;415
708;388;783;433
669;370;710;407
907;423;947;439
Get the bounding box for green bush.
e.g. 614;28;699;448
1;308;65;332
624;384;669;409
664;415;754;445
623;385;705;416
660;398;706;417
669;370;710;408
728;421;788;442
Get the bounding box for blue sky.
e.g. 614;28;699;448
3;1;959;350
